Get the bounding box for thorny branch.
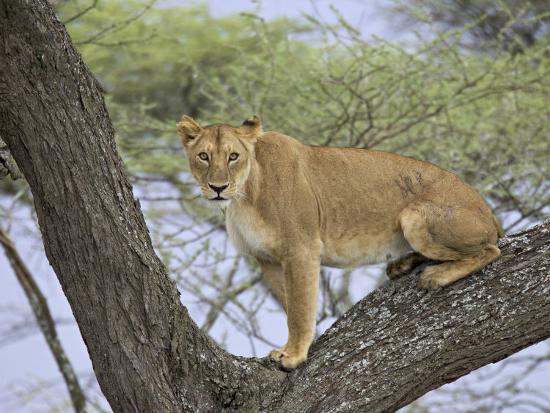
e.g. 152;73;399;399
0;227;86;413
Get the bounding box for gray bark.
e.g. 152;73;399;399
1;1;549;412
0;136;21;180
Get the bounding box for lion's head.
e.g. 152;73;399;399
177;115;262;207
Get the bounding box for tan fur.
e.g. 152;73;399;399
177;115;502;370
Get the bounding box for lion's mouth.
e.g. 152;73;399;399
210;196;227;201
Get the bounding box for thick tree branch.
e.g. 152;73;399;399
0;227;86;413
1;1;549;413
276;220;550;412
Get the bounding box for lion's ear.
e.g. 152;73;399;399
176;115;202;146
238;115;262;141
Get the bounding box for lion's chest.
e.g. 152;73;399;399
225;204;273;259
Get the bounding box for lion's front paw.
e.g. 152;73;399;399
268;347;288;362
418;265;450;289
268;347;307;371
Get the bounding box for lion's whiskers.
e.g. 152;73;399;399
233;189;249;201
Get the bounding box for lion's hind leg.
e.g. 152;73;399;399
399;203;501;289
417;245;500;289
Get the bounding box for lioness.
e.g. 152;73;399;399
177;115;502;370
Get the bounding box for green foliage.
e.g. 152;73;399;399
57;0;311;120
56;0;549;233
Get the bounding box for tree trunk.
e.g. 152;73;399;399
1;1;549;412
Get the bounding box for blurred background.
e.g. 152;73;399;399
1;0;549;411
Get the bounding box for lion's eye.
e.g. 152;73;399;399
198;152;209;161
229;153;239;161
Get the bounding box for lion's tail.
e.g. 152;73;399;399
492;214;505;238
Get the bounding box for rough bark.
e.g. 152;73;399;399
0;1;549;412
0;136;21;180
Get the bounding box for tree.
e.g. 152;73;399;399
1;1;549;412
388;0;550;53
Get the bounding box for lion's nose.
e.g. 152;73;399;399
208;183;228;194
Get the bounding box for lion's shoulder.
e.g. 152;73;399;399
259;131;301;146
255;131;305;162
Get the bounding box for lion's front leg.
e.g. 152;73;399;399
259;260;287;313
269;251;320;370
